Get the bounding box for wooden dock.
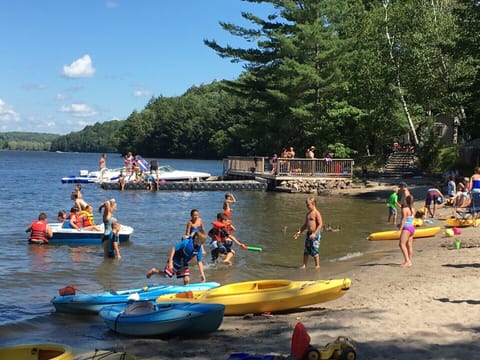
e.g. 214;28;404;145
223;156;354;189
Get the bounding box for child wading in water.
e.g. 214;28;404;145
388;186;400;225
293;196;323;269
146;229;208;285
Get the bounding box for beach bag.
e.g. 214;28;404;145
58;284;77;296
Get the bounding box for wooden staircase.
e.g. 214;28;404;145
383;151;418;177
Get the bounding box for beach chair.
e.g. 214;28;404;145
456;192;480;222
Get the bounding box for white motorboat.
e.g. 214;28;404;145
61;158;211;184
151;165;211;182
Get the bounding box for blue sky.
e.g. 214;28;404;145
0;1;271;135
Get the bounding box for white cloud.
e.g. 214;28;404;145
59;103;97;117
105;1;118;9
133;89;152;97
62;55;96;78
0;98;20;122
56;93;67;101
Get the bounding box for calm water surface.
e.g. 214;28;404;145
0;151;395;350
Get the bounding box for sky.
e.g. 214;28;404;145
0;1;272;135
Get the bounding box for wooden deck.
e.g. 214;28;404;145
223;156;354;187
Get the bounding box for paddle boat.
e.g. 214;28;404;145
61;168;123;184
99;300;225;336
367;226;441;241
155;278;351;315
33;222;134;245
51;282;221;314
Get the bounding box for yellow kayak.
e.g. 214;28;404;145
0;344;135;360
0;344;74;360
156;278;351;315
445;218;480;228
368;226;441;241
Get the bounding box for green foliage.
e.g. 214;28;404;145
50;120;123;153
0;132;59;151
14;0;480;170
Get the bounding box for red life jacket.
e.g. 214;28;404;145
208;221;228;242
29;220;49;243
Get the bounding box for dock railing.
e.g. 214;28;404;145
224;156;354;178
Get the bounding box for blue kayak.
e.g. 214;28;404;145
99;301;225;336
51;282;220;314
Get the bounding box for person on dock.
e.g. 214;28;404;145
26;212;53;244
146;229;208;285
399;195;415;268
293;196;323;269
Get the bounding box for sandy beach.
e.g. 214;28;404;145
122;180;480;360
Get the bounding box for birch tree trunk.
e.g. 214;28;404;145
383;0;419;146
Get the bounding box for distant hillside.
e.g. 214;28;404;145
50;120;124;153
0;132;60;151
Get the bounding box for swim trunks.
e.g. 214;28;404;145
304;231;321;257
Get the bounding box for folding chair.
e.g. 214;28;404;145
456;192;480;224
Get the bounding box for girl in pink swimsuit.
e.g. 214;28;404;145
399;195;415;268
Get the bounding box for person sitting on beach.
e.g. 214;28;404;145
26;212;53;244
62;207;82;230
208;213;246;265
146;229;208;285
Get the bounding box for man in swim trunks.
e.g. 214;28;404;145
293;196;323;269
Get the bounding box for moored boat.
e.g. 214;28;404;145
367;226;441;241
99;301;225;336
51;282;220;314
155;279;351;315
31;223;134;245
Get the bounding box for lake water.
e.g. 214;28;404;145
0;150;394;350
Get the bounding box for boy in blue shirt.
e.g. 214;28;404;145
146;229;207;285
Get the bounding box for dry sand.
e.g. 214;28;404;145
125;180;480;360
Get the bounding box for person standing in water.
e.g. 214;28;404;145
293;196;323;269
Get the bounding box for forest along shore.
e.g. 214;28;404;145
130;181;480;360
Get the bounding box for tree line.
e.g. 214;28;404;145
21;1;480;170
